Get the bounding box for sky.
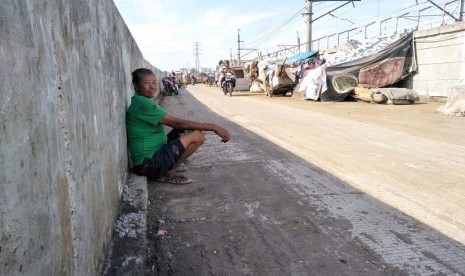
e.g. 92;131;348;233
113;0;461;72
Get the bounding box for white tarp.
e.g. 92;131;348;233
295;63;328;100
437;84;465;117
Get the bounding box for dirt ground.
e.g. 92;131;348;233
275;95;465;145
145;86;465;275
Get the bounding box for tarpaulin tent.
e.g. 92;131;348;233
265;50;319;74
263;50;320;96
321;32;417;102
281;50;319;65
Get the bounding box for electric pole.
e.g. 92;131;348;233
459;0;464;21
236;30;258;65
305;1;361;52
237;29;243;65
305;0;312;51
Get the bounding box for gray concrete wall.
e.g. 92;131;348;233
412;22;465;96
0;1;164;275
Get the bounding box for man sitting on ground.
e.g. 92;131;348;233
126;68;230;184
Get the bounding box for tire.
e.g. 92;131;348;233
228;83;233;97
165;85;172;96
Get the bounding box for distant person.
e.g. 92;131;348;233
218;60;235;88
126;68;230;184
182;73;188;86
190;74;196;86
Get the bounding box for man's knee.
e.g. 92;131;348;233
192;130;206;144
182;130;205;146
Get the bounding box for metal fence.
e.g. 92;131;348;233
254;0;464;59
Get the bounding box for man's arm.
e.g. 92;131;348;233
160;114;230;142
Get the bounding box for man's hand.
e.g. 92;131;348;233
161;114;230;142
214;125;230;143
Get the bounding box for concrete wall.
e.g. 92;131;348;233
0;1;164;275
412;22;465;96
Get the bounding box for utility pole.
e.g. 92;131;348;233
297;31;301;53
237;29;243;65
305;1;361;52
305;0;312;51
236;29;258;63
459;0;464;21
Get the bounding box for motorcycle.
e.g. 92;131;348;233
171;77;179;95
161;77;178;96
222;72;235;97
174;78;182;90
207;74;215;86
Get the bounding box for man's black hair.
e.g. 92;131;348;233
131;68;154;85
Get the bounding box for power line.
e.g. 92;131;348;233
329;12;355;24
312;0;462;50
247;7;305;47
247;0;463;58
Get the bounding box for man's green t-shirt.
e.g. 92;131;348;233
126;92;168;166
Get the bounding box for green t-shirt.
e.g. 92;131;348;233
126;92;168;165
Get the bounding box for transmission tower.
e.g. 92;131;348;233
193;42;201;72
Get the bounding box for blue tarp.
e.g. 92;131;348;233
265;50;320;75
281;50;319;65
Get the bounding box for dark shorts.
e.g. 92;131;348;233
133;131;185;179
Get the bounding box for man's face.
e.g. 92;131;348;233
136;74;157;98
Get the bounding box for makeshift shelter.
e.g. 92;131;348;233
264;50;319;96
321;32;417;102
281;50;319;65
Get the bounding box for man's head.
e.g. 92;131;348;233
132;68;157;98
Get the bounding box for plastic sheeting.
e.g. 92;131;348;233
321;32;417;102
437;84;465;116
281;50;319;65
295;63;328;100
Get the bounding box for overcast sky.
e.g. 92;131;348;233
113;0;459;71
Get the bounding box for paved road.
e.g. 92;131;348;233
146;86;465;275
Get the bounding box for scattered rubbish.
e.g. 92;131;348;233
156;229;168;236
353;87;419;105
371;88;420;105
176;217;207;223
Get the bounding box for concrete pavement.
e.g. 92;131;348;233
104;87;465;275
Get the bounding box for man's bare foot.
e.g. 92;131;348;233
176;164;188;172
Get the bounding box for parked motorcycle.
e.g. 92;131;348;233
222;73;235;97
171;77;179;95
161;77;178;96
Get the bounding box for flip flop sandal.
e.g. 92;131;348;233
156;174;192;185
